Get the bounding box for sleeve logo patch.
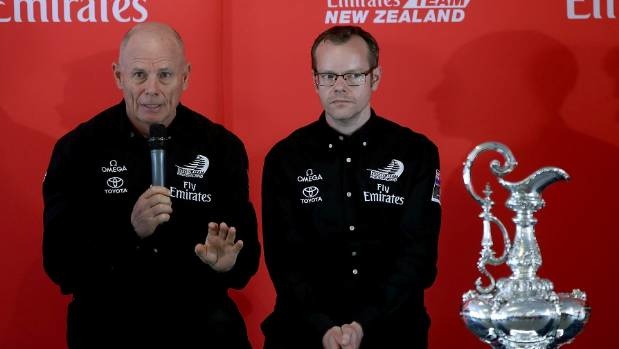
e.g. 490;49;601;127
431;169;441;204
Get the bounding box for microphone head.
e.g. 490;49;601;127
148;123;167;150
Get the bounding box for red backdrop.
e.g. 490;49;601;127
1;1;618;348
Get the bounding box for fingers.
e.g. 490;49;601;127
225;226;236;243
206;222;228;240
207;221;218;233
341;332;351;346
341;322;363;349
137;187;172;214
199;222;243;269
340;326;354;348
322;326;342;349
131;187;172;238
232;240;244;253
206;222;238;244
194;243;205;256
148;185;171;196
194;243;206;260
148;190;172;229
218;222;229;241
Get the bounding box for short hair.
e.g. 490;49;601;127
311;25;379;71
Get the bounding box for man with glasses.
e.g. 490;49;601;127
261;25;442;349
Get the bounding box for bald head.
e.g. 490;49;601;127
119;22;186;66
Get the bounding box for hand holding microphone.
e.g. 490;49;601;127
130;124;172;239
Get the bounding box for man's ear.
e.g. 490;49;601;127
112;63;122;89
370;66;382;91
182;63;192;90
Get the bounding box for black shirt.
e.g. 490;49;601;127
43;102;260;349
261;111;441;348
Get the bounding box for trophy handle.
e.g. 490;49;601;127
474;185;512;294
463;141;517;205
463;142;516;294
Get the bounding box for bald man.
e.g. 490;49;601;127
43;22;260;349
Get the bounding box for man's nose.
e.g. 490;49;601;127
144;76;160;95
332;75;349;91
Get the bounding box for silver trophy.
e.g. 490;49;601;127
460;142;590;349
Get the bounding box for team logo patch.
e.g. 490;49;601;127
176;155;209;178
104;176;127;194
367;159;404;182
431;169;441;204
107;176;124;188
363;182;405;206
297;168;324;182
101;159;128;174
300;185;323;204
101;159;128;195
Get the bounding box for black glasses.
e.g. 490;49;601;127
313;67;375;87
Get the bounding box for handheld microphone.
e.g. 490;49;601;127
148;123;167;187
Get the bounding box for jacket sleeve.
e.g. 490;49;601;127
42;135;140;295
261;146;337;339
356;139;442;330
211;135;260;289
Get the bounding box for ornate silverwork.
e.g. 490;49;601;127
461;142;590;348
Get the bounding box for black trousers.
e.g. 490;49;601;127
67;296;252;349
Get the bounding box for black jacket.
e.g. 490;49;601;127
43;102;260;349
261;111;441;349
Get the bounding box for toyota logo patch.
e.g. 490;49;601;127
107;177;124;189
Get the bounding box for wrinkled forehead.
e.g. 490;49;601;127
119;29;186;67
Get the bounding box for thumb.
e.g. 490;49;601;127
232;240;244;253
194;243;205;255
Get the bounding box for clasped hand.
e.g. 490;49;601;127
322;321;364;349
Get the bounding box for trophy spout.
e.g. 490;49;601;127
499;167;570;197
